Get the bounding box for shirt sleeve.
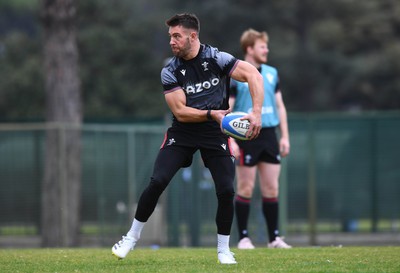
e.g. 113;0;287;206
161;67;181;94
215;51;239;76
229;79;238;98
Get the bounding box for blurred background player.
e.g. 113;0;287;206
229;28;292;249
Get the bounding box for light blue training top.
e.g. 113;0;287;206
230;64;280;128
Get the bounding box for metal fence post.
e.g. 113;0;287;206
58;124;68;246
127;130;137;220
189;152;201;246
279;157;288;236
370;117;378;232
308;117;317;245
95;130;106;244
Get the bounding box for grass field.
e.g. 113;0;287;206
0;246;399;273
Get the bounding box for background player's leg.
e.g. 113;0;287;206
258;162;291;248
235;165;257;248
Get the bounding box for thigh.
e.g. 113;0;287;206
258;162;281;197
204;155;235;194
152;146;195;185
236;165;257;197
199;134;233;167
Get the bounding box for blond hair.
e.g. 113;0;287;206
240;28;269;54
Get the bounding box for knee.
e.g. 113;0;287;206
237;178;255;197
216;186;235;200
149;176;168;193
238;183;254;198
263;184;279;197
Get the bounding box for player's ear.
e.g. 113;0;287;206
190;31;198;40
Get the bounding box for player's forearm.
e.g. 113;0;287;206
278;107;289;139
248;73;264;115
173;107;210;123
174;107;229;125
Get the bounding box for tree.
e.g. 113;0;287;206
40;0;82;247
1;0;400;121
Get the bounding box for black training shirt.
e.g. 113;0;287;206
161;44;239;132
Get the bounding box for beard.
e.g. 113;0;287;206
254;54;267;64
172;38;191;58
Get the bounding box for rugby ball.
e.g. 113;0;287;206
221;112;250;140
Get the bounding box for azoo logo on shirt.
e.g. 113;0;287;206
185;78;220;94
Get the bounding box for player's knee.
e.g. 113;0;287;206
149;176;168;193
238;184;254;197
216;186;235;200
265;184;279;197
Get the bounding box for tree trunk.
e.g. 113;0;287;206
41;0;82;247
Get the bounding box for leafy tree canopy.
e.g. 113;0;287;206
0;0;399;120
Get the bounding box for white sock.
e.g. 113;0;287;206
217;234;230;252
127;218;145;241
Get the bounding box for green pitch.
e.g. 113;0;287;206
0;247;399;273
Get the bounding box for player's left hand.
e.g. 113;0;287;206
229;138;240;159
280;138;290;157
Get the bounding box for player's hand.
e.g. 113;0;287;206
280;137;290;157
212;109;231;125
242;111;261;140
229;138;240;159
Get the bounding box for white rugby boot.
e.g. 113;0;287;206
111;236;136;259
217;249;237;264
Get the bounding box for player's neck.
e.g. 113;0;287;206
183;41;201;61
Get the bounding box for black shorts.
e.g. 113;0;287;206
236;127;281;166
160;126;234;168
155;126;236;196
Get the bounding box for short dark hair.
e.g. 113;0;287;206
165;13;200;33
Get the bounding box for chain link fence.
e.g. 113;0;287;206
0;112;399;247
